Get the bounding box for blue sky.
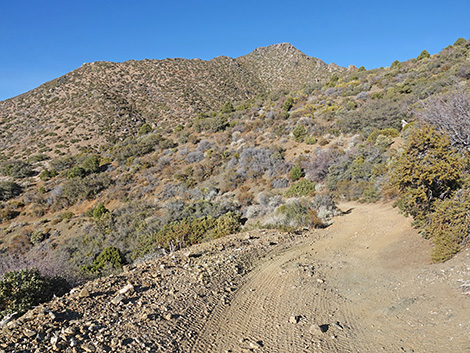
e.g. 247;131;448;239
1;0;469;101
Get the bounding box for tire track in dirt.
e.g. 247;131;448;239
191;241;369;353
192;202;470;353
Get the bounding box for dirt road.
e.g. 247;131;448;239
2;202;469;352
192;202;470;353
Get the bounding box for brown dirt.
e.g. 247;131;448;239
1;202;469;352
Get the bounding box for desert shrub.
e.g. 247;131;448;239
63;174;112;202
49;156;75;172
285;179;316;197
271;178;290;189
266;198;324;229
237;185;254;207
138;123;152;135
282;97;294;111
30;231;46;245
454;37;467;46
456;63;470;79
0;268;69;319
417;50;431;60
366;128;400;143
417;89;470;151
389;125;467;225
92;203;109;221
232;147;289;179
82;155;101;174
59;211;73;221
311;194;340;220
390;60;402;69
292;125;307;142
134;212;241;258
0;181;22;201
337;98;407;134
80;246;126;275
304;136;317;145
0;208;19;223
290;165;304;181
196;140;214;153
221;101;235;114
2;160;34;179
67;166;86;179
194;115;228;132
114;134;163;163
186;151;204;163
39;169;58;181
303;149;334;182
423;187;470;262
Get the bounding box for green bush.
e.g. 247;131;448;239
285;179;316;197
82;155;100;174
423;188;470;262
366;128;400;143
292;125;307;142
0;269;68;319
454;37;467;46
270;198;324;229
304;136;317;145
67;166;86;179
2;161;34;179
80;246;126;275
417;50;431;60
30;231;46;245
0;181;22;201
390;125;467;226
138;123;152;135
134;212;241;259
221;102;235;114
63;174;112;202
39;169;58;181
290;165;304;181
390;60;402;69
92;203;109;221
282;97;294;111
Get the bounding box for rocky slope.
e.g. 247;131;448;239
0;43;345;158
1;202;469;353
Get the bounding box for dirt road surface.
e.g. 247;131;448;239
192;202;470;353
1;202;469;352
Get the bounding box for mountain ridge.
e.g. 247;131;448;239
0;43;345;158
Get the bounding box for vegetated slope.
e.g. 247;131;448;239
237;42;343;91
0;43;345;159
1;203;468;352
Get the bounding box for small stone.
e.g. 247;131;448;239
309;324;322;335
118;284;135;295
23;328;37;337
82;342;96;352
111;338;120;347
79;288;90;298
49;311;57;320
111;294;124;305
317;278;325;283
163;313;173;321
289;315;301;324
249;341;262;349
332;321;343;330
51;336;59;345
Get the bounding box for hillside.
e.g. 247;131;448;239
1;203;469;352
1;37;470;352
0;43;345;159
